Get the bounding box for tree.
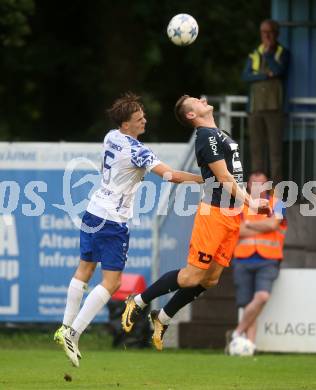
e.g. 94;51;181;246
0;0;34;47
0;0;270;142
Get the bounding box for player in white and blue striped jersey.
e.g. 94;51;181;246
88;127;161;223
54;92;203;367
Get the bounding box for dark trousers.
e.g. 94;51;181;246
248;110;284;185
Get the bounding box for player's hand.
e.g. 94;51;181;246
249;198;271;216
258;204;272;216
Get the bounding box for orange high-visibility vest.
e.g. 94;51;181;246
234;197;287;260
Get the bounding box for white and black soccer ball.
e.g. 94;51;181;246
228;336;256;357
167;14;199;46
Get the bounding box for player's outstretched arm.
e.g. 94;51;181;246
208;160;270;215
152;162;203;184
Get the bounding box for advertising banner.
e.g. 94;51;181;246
256;269;316;352
0;142;187;322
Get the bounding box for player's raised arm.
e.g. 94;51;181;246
208;159;270;214
151;162;203;184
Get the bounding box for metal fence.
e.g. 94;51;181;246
287;98;316;188
206;95;316;186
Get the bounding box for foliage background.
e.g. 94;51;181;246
0;0;270;142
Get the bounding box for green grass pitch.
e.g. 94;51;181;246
1;347;316;390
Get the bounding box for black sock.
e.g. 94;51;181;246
163;285;206;318
141;270;180;304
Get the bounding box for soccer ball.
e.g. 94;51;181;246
228;336;256;356
167;14;199;46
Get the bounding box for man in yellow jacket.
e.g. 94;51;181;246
243;19;290;185
228;171;287;353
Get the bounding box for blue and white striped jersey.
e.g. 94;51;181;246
87;129;160;222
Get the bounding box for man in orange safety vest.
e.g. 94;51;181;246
226;171;287;354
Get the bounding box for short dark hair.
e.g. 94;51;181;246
107;92;144;127
261;19;279;35
247;170;270;195
248;170;269;180
174;94;192;127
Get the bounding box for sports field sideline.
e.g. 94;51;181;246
1;347;316;390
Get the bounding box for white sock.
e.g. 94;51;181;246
232;330;241;339
158;309;171;325
71;285;111;335
134;294;147;309
63;278;88;327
